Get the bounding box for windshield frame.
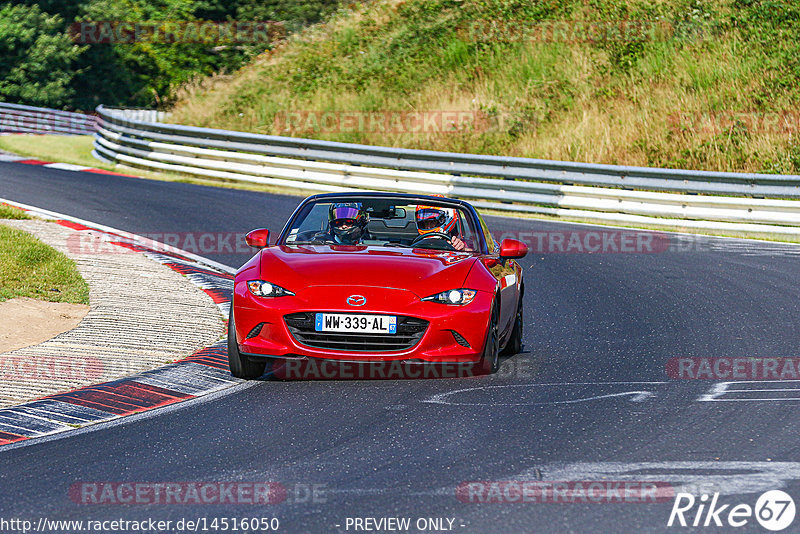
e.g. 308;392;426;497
276;193;488;254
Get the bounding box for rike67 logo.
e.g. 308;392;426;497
668;490;795;531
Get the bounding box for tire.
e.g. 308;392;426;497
479;301;500;375
501;290;523;356
228;307;267;379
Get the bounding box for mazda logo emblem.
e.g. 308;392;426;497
347;295;366;306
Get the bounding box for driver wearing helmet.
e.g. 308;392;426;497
321;202;371;245
415;204;469;251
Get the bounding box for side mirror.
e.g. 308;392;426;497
499;238;528;259
245;228;270;248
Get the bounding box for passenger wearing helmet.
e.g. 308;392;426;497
319;202;371;245
415;204;469;251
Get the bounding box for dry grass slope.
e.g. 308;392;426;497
170;0;800;174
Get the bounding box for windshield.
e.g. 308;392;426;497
283;198;482;252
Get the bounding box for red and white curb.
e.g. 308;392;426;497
0;199;241;448
0;153;141;179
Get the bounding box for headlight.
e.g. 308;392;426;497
422;288;477;305
247;280;295;297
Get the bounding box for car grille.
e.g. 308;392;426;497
284;313;428;352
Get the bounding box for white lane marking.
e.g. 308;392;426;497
0;154;25;162
184;272;233;290
706;399;800;402
702;239;800;257
430;390;656;406
7;400;114;425
0;408;75;428
698;380;800;402
135;362;240;395
515;462;800;497
43;162;91;171
0;420;49;435
423;382;665;406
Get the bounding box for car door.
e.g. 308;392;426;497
476;212;518;336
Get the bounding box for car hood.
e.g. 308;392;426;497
258;245;479;298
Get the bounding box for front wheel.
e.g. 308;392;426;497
228;307;267;379
479;302;500;375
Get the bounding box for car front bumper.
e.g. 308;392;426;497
233;283;492;364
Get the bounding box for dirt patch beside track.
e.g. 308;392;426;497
0;297;89;353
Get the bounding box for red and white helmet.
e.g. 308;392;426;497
415;204;457;236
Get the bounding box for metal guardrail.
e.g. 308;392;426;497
94;105;800;236
0;102;97;136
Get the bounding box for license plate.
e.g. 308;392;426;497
315;313;397;334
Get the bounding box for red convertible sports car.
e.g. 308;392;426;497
228;192;528;379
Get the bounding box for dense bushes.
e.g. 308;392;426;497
0;4;83;107
0;0;342;110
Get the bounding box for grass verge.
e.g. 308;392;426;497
0;204;31;220
0;135;111;170
0;224;90;304
0;134;315;198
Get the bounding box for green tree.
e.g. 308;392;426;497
0;3;84;108
0;0;347;110
13;0;87;23
71;0;227;108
